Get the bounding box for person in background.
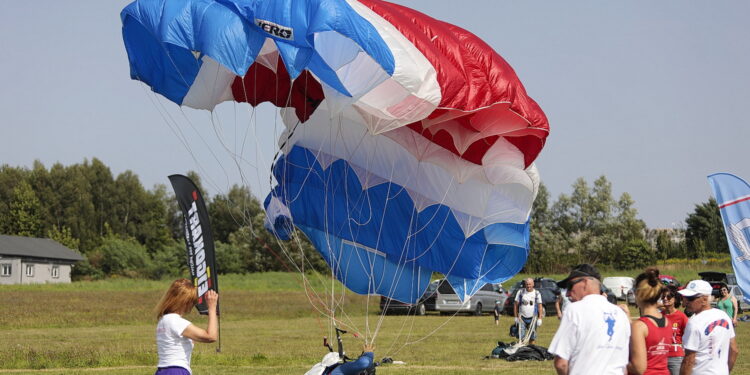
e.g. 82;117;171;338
679;280;738;375
494;301;502;325
154;278;219;375
514;278;543;344
717;283;739;326
549;264;631;375
661;285;688;375
627;268;670;375
555;287;571;319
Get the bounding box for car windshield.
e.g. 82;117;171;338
438;281;455;294
426;282;439;293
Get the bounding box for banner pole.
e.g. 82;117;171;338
216;314;222;353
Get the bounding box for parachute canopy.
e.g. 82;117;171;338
122;0;549;303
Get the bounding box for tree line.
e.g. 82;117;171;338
526;176;728;273
0;159;324;280
0;159;729;278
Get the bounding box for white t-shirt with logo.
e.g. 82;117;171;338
156;313;194;373
682;308;735;375
515;289;542;318
548;294;630;375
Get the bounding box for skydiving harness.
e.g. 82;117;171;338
324;328;354;362
513;289;541;347
316;328;376;375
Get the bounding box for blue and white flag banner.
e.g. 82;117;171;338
707;173;750;303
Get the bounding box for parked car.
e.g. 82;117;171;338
435;281;508;316
503;278;560;316
602;276;635;301
626;288;636;305
659;274;681;287
380;279;440;315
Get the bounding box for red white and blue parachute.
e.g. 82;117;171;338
121;0;549;303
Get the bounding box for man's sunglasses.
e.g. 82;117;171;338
567;277;589;289
684;295;702;302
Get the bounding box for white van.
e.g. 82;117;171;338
602;276;635;301
435;281;507;316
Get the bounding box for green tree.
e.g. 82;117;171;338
110;171;172;253
146;240;188;279
215;241;246;274
0;165;29;233
93;233;151;277
528;183;573;273
47;225;80;252
685;198;728;258
8;180;42;237
209;185;262;243
548;176;649;267
611;239;654;269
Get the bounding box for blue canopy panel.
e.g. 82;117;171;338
264;146;530;303
121;0;395;105
298;224;432;303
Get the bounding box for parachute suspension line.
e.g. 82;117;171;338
372;157;438;350
138;85;229;195
219;55;346;338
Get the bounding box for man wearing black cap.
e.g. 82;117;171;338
548;264;631;375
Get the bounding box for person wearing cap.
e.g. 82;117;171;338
549;264;631;375
678;280;738;375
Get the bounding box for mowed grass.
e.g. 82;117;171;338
2;271;747;375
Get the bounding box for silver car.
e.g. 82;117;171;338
435;281;508;316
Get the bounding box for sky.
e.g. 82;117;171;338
1;1;749;230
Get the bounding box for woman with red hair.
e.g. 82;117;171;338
154;278;219;375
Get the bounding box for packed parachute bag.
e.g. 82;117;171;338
487;315;552;361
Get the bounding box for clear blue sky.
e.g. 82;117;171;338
1;1;748;229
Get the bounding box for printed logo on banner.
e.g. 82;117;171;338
728;218;750;262
187;198;211;302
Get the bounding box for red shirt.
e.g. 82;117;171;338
640;316;671;375
663;310;689;357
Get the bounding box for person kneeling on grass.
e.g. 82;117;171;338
306;343;375;375
154;278;219;375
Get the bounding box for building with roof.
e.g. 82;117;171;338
0;235;84;285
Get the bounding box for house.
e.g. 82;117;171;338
0;235;84;285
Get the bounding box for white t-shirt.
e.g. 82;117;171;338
559;288;571;312
515;289;542;318
682;308;735;375
156;313;194;373
549;294;630;375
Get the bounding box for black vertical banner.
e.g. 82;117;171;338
169;174;219;315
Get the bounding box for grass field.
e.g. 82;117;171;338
2;270;746;375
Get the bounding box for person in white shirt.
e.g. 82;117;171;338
155;278;219;375
514;278;543;344
678;280;738;375
549;264;631;375
555;288;571;319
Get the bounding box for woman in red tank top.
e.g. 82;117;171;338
627;268;671;375
661;285;688;375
